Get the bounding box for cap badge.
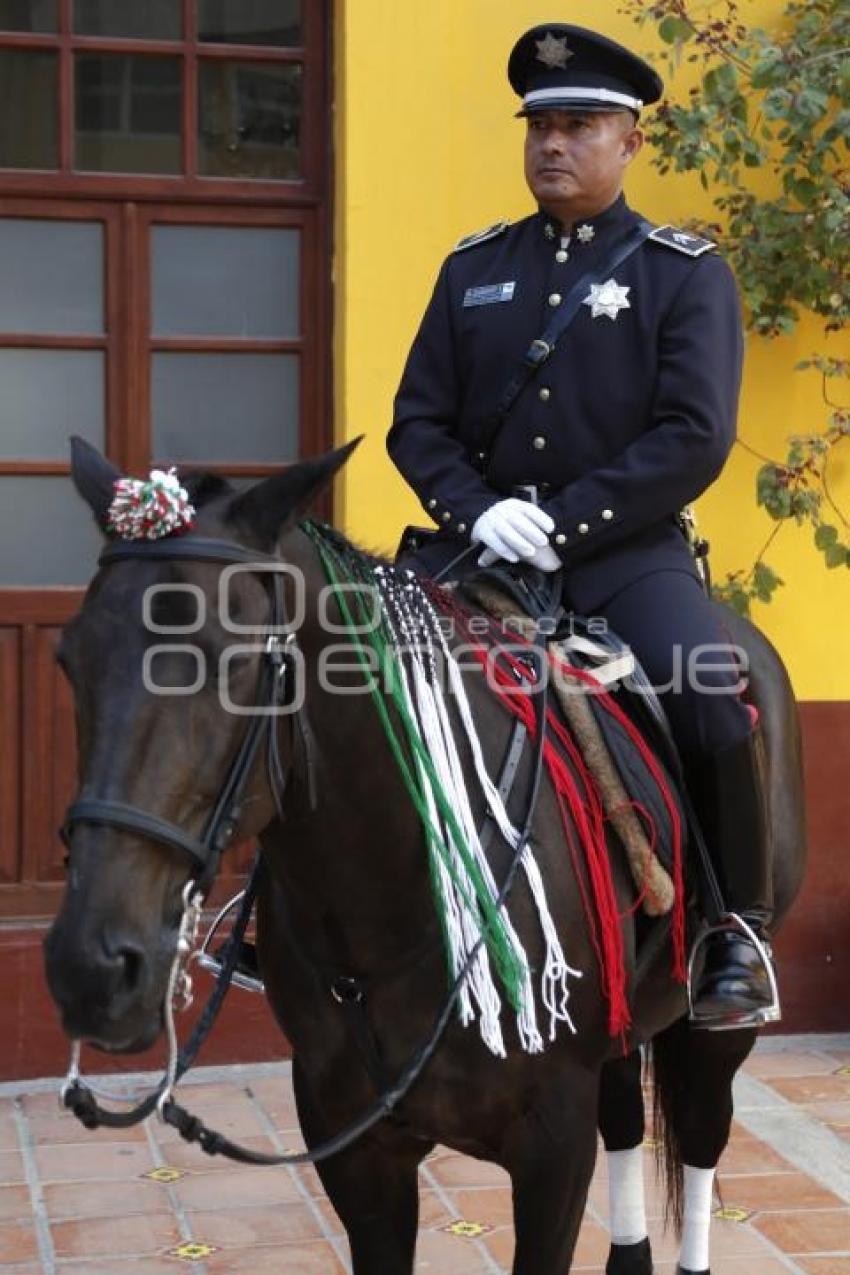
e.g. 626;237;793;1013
535;32;573;70
577;224;596;244
582;279;631;322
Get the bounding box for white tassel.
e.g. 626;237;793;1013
380;588;507;1054
372;568;582;1054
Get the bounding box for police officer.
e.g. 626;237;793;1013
388;23;777;1030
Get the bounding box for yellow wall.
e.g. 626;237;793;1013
333;0;850;701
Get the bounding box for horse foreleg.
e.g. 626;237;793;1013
598;1050;653;1274
507;1071;599;1275
292;1057;429;1275
652;1016;758;1274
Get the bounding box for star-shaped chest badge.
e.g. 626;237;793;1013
576;224;595;244
583;279;631;321
535;32;573;70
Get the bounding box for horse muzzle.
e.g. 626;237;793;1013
43;917;166;1053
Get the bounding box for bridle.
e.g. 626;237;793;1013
63;535;299;898
60;529;559;1168
61;533;300;1130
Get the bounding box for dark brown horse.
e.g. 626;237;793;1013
44;440;805;1274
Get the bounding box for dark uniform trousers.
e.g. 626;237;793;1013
389;194;751;765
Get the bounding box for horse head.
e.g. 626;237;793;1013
44;437;358;1053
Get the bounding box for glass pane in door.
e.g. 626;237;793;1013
75;54;181;174
152;352;299;463
73;0;182;39
0;478;102;586
198;61;301;179
0;51;58;169
152;225;300;338
198;0;301;46
0;351;104;459
0;0;57;31
0;219;103;334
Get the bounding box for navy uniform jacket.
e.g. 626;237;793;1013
388;193;743;613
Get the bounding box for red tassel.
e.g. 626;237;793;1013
424;587;687;1039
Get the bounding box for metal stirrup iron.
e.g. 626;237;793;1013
686;912;781;1032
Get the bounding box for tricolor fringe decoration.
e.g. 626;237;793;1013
108;468;195;541
304;523;581;1058
429;584;686;1043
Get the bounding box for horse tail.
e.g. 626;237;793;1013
647;1016;688;1232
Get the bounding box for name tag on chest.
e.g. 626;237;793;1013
463;281;516;308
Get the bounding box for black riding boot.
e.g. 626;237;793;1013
686;727;779;1030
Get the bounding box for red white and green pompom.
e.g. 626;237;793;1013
107;468;196;541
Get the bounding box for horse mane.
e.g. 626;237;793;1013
306;520;393;570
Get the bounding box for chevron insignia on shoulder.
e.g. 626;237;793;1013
453;222;510;253
649;224;716;257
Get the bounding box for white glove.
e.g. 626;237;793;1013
471;498;555;563
478;542;562;571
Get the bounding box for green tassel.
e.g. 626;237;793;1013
302;521;524;1011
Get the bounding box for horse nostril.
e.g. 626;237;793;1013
104;941;147;999
114;948;144;994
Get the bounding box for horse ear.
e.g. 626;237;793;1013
227;438;362;548
69;436;120;530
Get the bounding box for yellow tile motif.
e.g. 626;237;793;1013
443;1219;493;1239
169;1242;219;1260
143;1166;185;1184
714;1205;751;1223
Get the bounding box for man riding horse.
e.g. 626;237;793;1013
388;22;777;1033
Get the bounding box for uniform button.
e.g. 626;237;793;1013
457;522;467;534
555;249;569;264
577;522;590;535
532;436;547;450
538;387;551;402
554;533;567;546
427;498;437;510
441;511;451;524
601;508;614;521
548;292;562;307
477;451;486;462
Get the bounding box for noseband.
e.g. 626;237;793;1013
63;535;300;898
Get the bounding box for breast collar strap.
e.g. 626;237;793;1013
62;535;301;898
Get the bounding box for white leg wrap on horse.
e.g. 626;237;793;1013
607;1146;647;1246
679;1164;715;1272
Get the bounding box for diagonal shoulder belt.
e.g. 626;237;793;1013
479;218;654;469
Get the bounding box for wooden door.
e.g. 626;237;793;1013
0;1;330;948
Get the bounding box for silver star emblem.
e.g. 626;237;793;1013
583;279;632;321
576;224;595;244
535;32;573;70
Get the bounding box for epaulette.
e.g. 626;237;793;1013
453;221;510;253
648;224;716;258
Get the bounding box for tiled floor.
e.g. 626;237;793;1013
1;1035;848;1274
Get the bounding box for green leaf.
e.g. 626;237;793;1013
825;543;847;568
815;524;839;549
793;177;819;205
659;15;694;44
753;562;783;599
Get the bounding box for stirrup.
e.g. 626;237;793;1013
687;912;781;1032
196;891;265;994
